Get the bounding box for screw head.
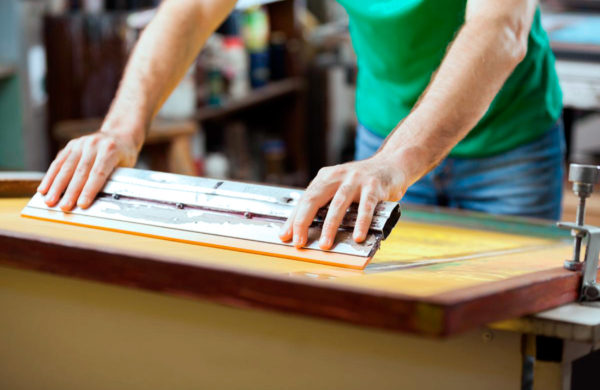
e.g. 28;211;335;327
564;259;583;271
569;164;600;185
584;284;600;300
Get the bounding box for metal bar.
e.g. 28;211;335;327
103;168;400;236
572;197;586;263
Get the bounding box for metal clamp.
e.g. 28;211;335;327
558;163;600;301
557;222;600;301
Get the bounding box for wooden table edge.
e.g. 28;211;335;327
431;268;582;336
0;203;583;338
0;226;448;336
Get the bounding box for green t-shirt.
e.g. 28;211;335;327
337;0;563;158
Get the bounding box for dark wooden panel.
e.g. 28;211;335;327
0;173;44;197
44;13;128;155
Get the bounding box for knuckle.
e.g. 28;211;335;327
346;170;360;181
63;156;78;169
75;163;90;176
330;196;346;209
92;168;108;179
361;204;376;217
86;134;101;148
318;165;347;179
70;138;84;150
54;165;69;180
358;213;373;222
365;192;379;205
102;139;117;152
357;216;372;228
322;220;338;231
316;167;333;181
80;188;92;197
366;177;379;187
303;192;319;204
74;166;86;176
338;183;354;196
333;163;345;171
293;220;308;230
317;167;329;177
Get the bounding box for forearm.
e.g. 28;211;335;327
379;1;535;189
101;0;236;149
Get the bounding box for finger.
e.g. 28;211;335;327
292;186;338;248
319;183;358;250
59;143;98;211
77;145;119;209
279;207;297;242
38;148;70;195
353;186;380;243
44;149;82;207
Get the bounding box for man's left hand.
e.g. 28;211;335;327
279;154;407;250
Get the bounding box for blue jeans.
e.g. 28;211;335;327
355;122;566;220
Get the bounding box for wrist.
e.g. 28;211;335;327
100;112;147;151
375;120;426;187
380;145;429;186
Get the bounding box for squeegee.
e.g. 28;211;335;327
21;168;400;269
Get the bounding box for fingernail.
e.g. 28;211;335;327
320;236;332;249
293;233;301;247
78;196;89;208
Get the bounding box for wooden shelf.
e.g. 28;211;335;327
195;77;305;122
53;118;197;145
0;172;44;197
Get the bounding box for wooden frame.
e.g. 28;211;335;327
0;223;585;337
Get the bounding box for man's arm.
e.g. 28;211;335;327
38;0;237;210
281;0;537;249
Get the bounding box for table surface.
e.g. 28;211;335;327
0;197;585;337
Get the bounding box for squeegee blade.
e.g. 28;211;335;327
21;168;401;269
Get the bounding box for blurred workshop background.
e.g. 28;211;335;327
0;0;599;217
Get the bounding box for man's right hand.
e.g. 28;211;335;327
37;131;139;211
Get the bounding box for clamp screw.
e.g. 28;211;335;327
583;284;600;300
564;164;600;271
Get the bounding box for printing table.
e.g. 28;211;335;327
1;188;599;389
